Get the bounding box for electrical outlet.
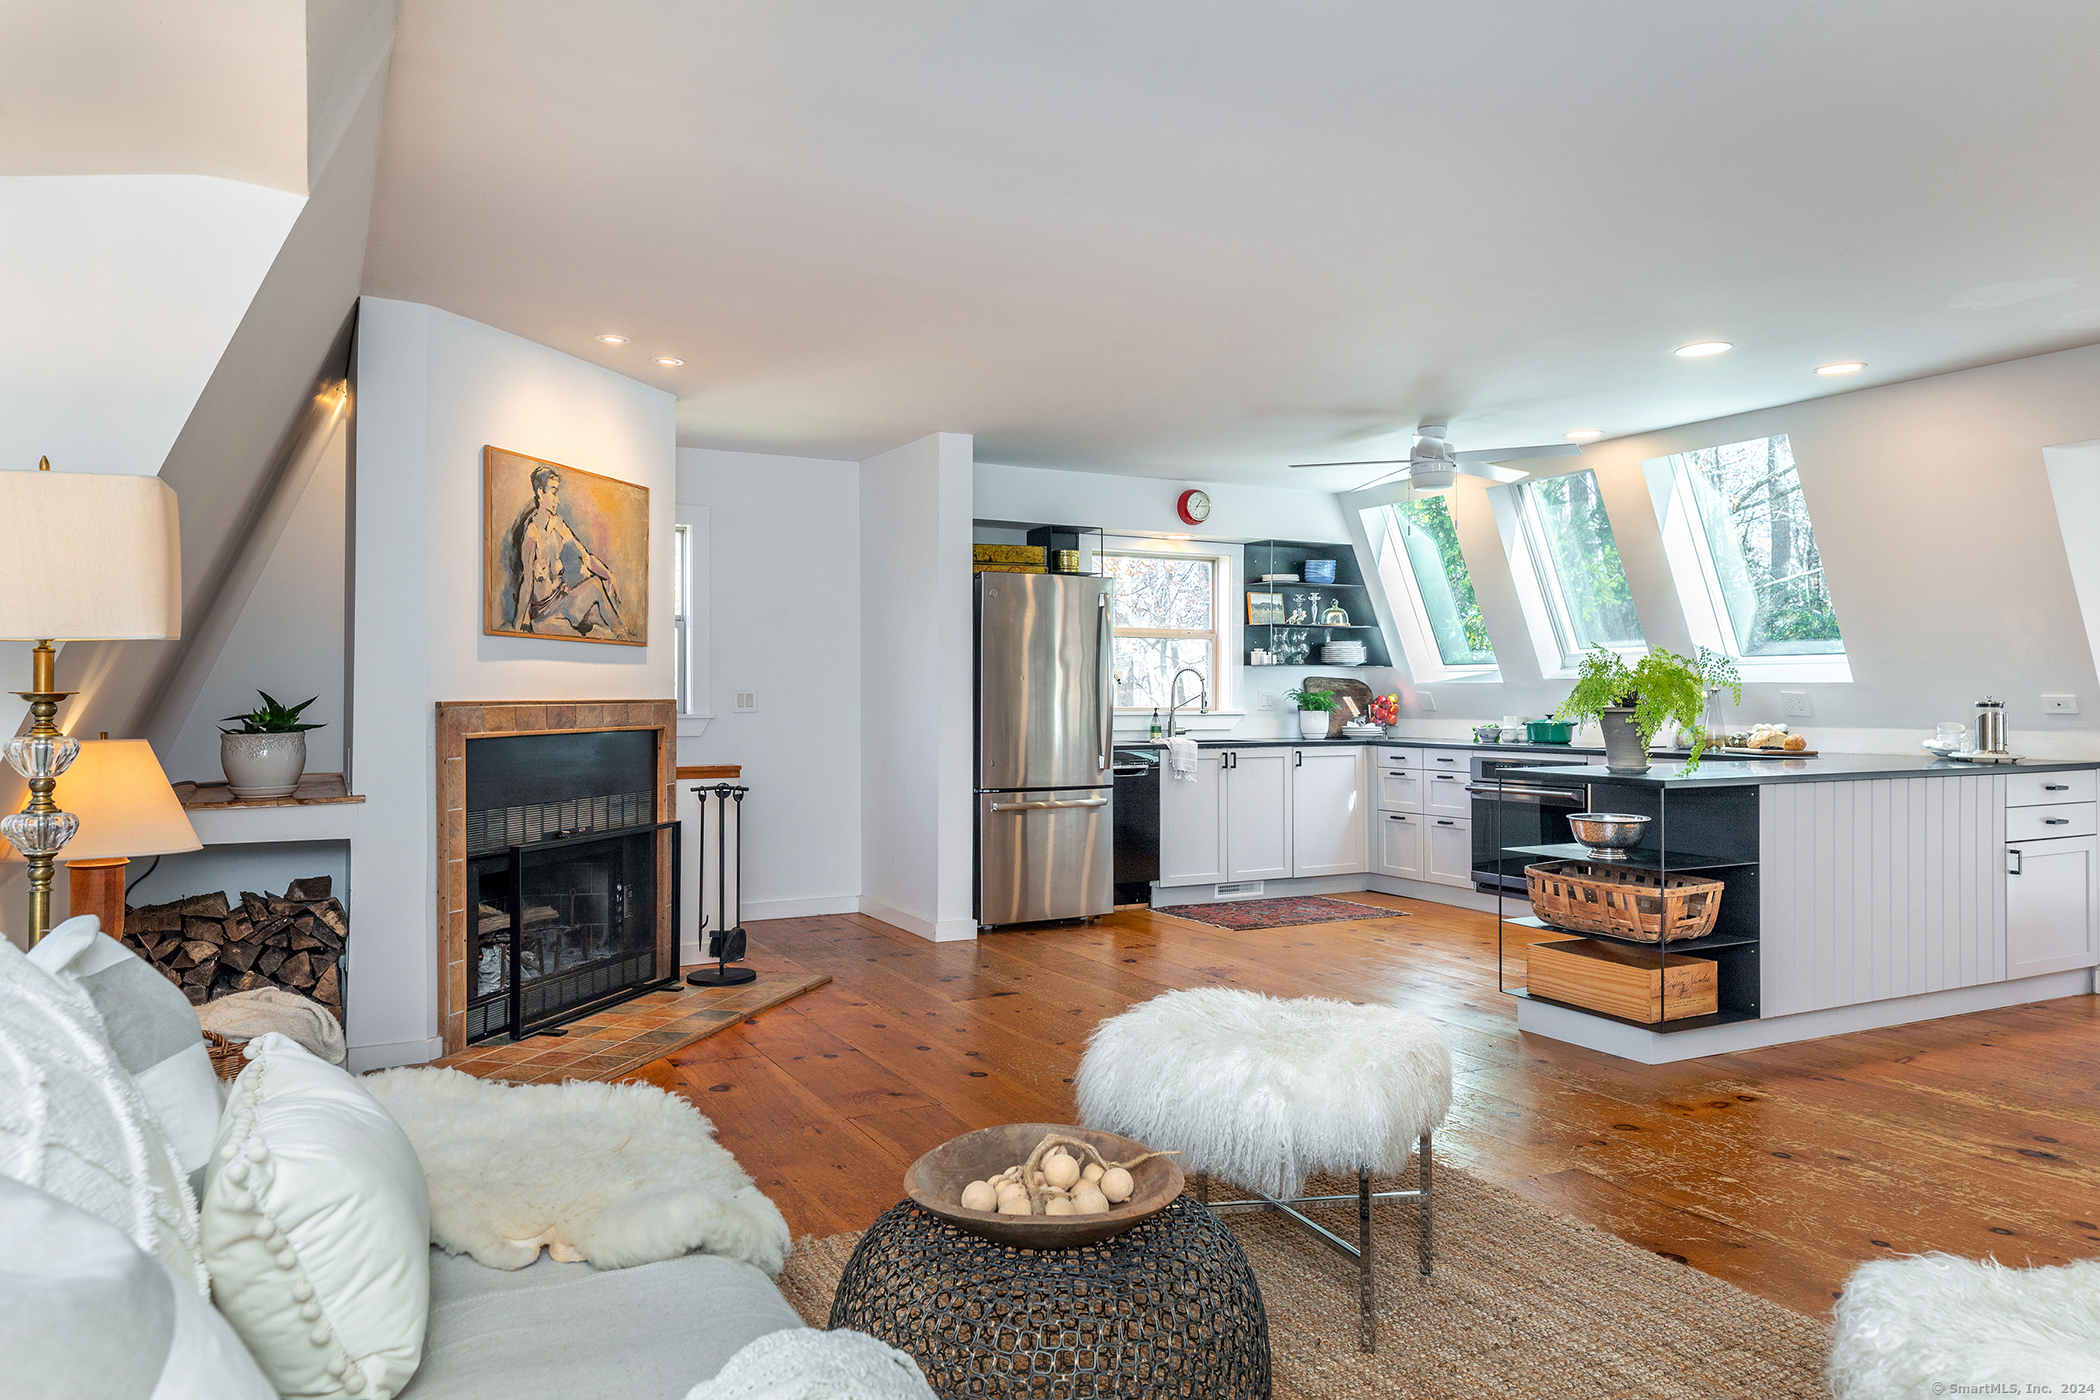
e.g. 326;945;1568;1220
733;690;757;713
2043;694;2081;714
1416;690;1435;712
1780;690;1813;719
1258;693;1278;711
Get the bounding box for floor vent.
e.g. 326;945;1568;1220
1212;881;1265;899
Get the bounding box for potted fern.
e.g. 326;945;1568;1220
1284;687;1339;740
1553;648;1740;774
219;691;326;798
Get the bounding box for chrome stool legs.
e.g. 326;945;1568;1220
1199;1132;1435;1353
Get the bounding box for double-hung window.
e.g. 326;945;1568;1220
1359;496;1496;677
1494;470;1643;673
673;523;692;715
1645;434;1847;677
1101;552;1219;711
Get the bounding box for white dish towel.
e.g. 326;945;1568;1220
1166;736;1199;781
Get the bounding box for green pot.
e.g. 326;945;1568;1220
1523;720;1574;745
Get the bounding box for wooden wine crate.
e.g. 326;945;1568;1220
973;544;1047;566
1526;937;1718;1023
973;562;1047;574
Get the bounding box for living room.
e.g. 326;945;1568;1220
3;4;2098;1397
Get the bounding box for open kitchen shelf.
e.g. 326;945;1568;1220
1243;537;1393;667
1495;777;1764;1030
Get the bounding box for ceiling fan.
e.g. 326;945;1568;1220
1291;424;1583;493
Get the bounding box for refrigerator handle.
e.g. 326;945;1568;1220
1097;589;1112;771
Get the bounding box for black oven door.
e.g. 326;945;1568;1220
1468;758;1589;891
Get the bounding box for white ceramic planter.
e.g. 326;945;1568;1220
221;732;307;799
1297;709;1331;740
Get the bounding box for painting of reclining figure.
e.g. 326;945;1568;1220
482;445;649;646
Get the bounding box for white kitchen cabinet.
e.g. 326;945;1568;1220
1375;811;1424;880
1157;750;1228;886
2006;833;2100;978
1379;767;1423;812
1225;749;1294;882
1424;816;1473;888
1291;746;1366;877
1420;750;1468;777
2006;770;2099;807
1425;771;1471;818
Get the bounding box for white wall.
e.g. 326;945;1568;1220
1360;341;2100;756
348;297;675;1068
162;420;347;783
860;433;976;941
675;447;861;918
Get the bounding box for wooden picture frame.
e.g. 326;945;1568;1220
482;446;649;646
1247;591;1285;625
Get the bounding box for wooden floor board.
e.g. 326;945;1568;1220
647;898;2100;1319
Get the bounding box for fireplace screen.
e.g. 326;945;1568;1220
467;821;679;1042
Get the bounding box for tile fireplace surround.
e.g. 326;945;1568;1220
435;700;678;1055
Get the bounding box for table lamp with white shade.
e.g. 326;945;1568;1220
36;739;202;942
0;460;182;944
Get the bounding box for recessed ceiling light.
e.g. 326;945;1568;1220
654;357;685;367
1816;362;1866;375
1674;341;1733;357
1565;429;1603;441
1163;533;1192;540
595;333;630;345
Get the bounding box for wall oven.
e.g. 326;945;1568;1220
1468;754;1591;892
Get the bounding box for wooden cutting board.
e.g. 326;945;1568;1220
1303;676;1374;738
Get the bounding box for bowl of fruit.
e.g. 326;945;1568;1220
905;1123;1184;1248
1370;693;1400;731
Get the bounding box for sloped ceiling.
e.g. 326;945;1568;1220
363;1;2100;482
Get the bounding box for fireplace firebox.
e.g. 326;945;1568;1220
462;728;679;1042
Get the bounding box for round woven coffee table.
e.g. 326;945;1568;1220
829;1196;1271;1399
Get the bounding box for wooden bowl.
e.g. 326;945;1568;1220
904;1122;1185;1249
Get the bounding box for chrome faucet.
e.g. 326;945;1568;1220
1165;667;1208;738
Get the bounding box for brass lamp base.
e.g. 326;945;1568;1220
8;641;78;945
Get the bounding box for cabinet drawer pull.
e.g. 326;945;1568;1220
2044;817;2071;825
1386;814;1409;822
2045;783;2071;791
1436;819;1456;826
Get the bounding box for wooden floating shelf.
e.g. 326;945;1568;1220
174;773;364;811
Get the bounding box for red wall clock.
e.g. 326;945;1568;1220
1176;489;1211;525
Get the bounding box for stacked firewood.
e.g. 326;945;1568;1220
123;876;345;1020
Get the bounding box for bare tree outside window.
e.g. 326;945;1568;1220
1101;553;1216;710
1672;435;1843;656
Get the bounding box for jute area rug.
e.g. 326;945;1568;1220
776;1163;1832;1400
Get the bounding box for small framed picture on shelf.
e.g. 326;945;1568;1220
1246;591;1285;625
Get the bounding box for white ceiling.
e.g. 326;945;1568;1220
363;1;2100;485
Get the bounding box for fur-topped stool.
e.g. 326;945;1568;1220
1075;987;1452;1352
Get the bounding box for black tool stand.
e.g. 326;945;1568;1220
686;782;758;987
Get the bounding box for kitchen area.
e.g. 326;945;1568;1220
972;524;2100;1066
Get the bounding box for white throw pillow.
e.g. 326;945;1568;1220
0;935;206;1293
0;1174;276;1400
30;915;227;1198
201;1032;431;1400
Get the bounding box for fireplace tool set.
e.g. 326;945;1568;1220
687;782;756;988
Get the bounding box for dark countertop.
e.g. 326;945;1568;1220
1508;753;2100;787
1120;737;1607;755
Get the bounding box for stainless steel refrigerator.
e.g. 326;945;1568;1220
975;571;1114;926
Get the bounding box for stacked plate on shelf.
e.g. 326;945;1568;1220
1320;640;1367;665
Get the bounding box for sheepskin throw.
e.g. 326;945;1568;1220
683;1328;937;1400
365;1068;791;1277
1828;1252;2100;1396
1075;987;1452;1199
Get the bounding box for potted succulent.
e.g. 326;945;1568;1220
1284;687;1339;740
1553;647;1740;774
219;691;326;798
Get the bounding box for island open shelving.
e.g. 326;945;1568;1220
1491;772;1765;1033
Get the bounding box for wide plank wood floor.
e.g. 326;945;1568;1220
628;892;2100;1319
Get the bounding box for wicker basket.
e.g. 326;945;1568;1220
1525;860;1724;943
203;1030;247;1081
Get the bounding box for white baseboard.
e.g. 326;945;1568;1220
1516;968;2096;1064
345;1037;444;1074
1364;874;1503;912
857;896;978;942
743;894;861;920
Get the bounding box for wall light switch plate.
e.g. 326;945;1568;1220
1258;693;1278;711
1416;690;1435;712
733;690;757;713
1780;690;1812;719
2043;694;2080;714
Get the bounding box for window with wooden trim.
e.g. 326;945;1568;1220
1101;551;1219;711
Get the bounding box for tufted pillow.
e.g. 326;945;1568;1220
30;915;225;1198
202;1032;430;1400
0;1174;275;1400
0;935;206;1292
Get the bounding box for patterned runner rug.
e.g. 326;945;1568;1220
1153;895;1415;931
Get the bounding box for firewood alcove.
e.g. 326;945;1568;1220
123;875;348;1019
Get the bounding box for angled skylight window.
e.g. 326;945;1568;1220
1495;470;1643;672
1360;497;1496;675
1645;434;1848;676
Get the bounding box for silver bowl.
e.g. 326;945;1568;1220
1567;812;1651;859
